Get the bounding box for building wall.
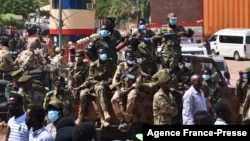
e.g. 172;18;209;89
151;0;202;23
203;0;250;36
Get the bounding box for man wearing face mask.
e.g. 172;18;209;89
131;19;158;78
85;24;117;64
75;47;116;127
236;67;250;105
111;50;142;130
153;12;194;69
7;94;29;141
45;100;64;139
43;76;75;121
202;68;221;109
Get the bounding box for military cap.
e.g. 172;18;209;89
11;69;23;77
168;12;178;19
158;71;171;85
18;75;32;83
54;76;65;82
47;99;63;109
75;50;84;57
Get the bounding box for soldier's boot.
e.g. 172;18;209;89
75;104;86;124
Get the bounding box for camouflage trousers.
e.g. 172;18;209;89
111;88;138;122
77;85;110;121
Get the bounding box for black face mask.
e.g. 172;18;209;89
8;106;18;116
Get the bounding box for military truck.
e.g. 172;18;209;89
76;54;240;140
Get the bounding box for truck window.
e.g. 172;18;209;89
246;36;250;44
219;35;243;44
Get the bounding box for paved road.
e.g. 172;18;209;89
225;58;250;87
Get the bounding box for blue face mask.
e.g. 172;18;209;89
126;59;135;65
139;25;146;30
169;19;177;26
242;73;248;79
99;53;107;61
202;74;211;81
184;62;191;68
100;30;109;37
144;37;151;41
48;110;59;122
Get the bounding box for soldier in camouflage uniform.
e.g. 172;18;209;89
0;40;15;72
202;68;221;108
8;32;25;52
67;50;89;90
17;75;34;110
130;19;158;81
14;40;43;70
85;24;117;63
153;69;178;125
43;76;75;119
106;17;123;47
106;17;129;53
152;12;194;69
236;68;250;105
240;90;250;121
5;69;23;100
75;47;116;127
50;47;68;78
111;50;142;130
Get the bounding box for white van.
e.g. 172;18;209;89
209;28;250;60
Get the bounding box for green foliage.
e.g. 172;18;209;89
0;13;23;28
96;0;112;19
0;0;38;18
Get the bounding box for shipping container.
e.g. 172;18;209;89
203;0;250;36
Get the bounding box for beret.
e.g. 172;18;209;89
18;75;32;83
11;69;23;77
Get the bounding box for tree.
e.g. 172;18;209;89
0;0;41;18
96;0;112;19
108;0;137;23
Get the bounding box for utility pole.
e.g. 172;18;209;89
58;0;63;49
136;0;139;23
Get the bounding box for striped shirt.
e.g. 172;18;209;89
29;126;54;141
8;112;29;141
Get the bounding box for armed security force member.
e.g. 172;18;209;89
111;50;142;130
152;12;194;69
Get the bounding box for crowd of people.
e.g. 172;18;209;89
0;12;250;141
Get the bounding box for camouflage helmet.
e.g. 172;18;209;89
167;12;178;20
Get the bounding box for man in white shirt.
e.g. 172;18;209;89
7;94;29;141
182;74;209;125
